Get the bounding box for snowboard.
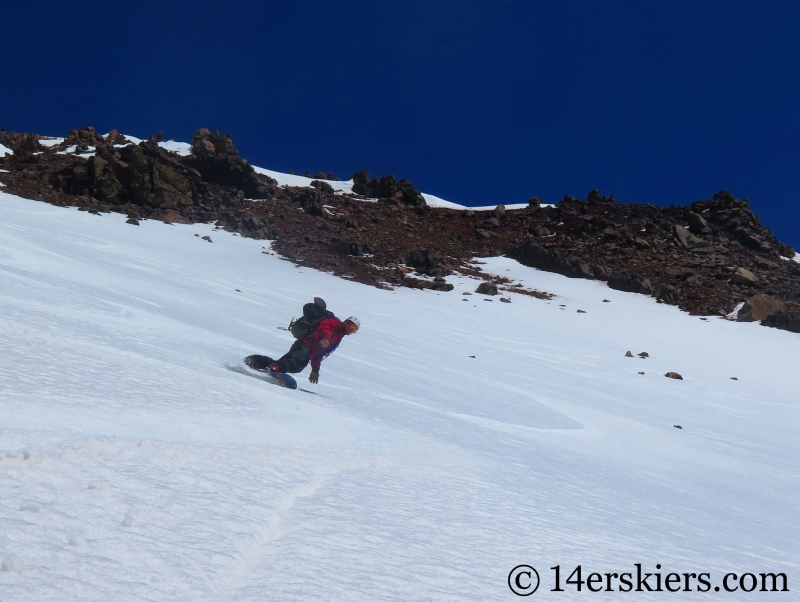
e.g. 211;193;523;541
241;355;298;389
226;363;298;389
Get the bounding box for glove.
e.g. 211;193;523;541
319;338;330;349
309;370;319;384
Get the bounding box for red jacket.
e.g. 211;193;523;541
302;317;346;370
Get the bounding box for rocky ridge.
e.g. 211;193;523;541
1;127;798;334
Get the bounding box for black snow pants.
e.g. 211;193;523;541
275;340;312;373
246;340;312;374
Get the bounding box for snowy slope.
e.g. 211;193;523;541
1;191;798;600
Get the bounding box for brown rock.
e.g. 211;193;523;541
665;372;683;380
730;267;759;286
625;351;634;357
673;224;704;249
154;209;191;224
687;211;711;234
754;256;779;269
737;294;786;322
476;282;498;295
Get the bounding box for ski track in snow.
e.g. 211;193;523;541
0;191;799;600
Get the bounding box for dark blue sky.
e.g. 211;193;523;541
3;1;799;247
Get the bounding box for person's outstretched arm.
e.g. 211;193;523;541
308;318;341;382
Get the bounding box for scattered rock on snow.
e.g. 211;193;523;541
475;281;498;295
126;217;139;225
665;372;683;380
577;309;586;313
674;425;683;429
638;352;649;358
625;351;634;357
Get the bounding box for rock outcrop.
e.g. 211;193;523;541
737;294;786;322
1;128;798;333
351;169;426;207
0;131;44;155
761;311;800;333
46;131;279;223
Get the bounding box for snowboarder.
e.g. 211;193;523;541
245;298;360;385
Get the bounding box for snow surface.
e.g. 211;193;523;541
38;139;64;148
116;135;193;157
247;168;545;210
1;190;798;600
252;166;357;196
0;144;11;157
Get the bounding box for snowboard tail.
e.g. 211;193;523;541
270;371;297;389
224;364;327;397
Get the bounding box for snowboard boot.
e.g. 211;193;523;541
244;355;274;372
